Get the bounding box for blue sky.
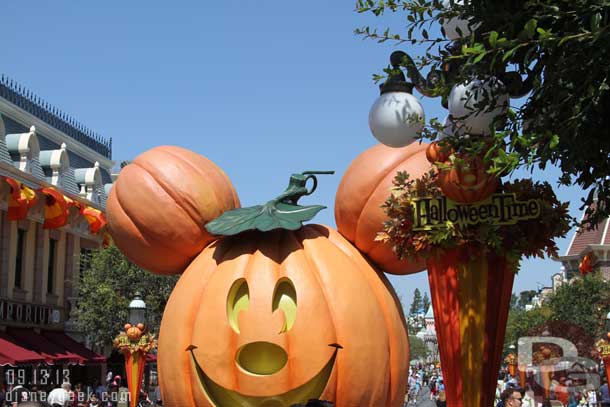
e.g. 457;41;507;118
3;2;586;310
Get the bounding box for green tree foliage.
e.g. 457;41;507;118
72;245;179;349
510;290;538;311
422;291;431;313
546;273;610;338
503;274;610;353
409;288;424;315
355;0;610;228
409;335;430;361
503;305;551;354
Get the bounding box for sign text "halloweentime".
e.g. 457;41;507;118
411;193;541;230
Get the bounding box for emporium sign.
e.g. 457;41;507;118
411;193;541;230
0;299;62;327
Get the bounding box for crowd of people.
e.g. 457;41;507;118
494;371;610;407
0;375;162;407
403;365;446;406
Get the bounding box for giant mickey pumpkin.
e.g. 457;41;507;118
335;142;432;275
106;153;410;407
158;225;408;407
106;146;240;275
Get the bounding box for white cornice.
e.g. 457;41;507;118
0;98;114;170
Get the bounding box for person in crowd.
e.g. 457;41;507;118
8;383;30;406
500;387;524;407
93;382;104;401
47;382;71;407
554;377;570;406
600;379;610;407
72;383;86;407
586;384;598;407
116;380;128;407
87;393;101;407
152;384;161;407
521;387;535;407
105;381;119;407
435;388;446;407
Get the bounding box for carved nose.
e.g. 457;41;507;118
236;341;287;375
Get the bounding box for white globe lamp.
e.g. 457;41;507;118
128;292;147;326
441;0;480;40
448;78;508;136
369;91;425;147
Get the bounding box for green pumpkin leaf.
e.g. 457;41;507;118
205;171;334;236
206;202;326;236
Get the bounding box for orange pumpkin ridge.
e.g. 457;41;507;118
106;146;240;275
158;225;408;407
335;143;432;275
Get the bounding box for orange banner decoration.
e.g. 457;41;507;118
6;178;38;221
579;252;597;275
426;248;515;407
124;351;147;407
40;187;69;229
80;206;107;234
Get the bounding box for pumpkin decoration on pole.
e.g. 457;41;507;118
596;334;610;388
504;352;517;378
532;345;559;401
107;154;410;407
377;156;570;406
113;322;156;407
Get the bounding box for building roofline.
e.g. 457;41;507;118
0;99;113;170
0;75;112;159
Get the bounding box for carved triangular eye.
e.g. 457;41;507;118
227;279;249;333
272;278;297;333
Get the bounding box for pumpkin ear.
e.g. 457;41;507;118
106;146;240;275
335;143;431;275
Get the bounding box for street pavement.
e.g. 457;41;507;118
404;386;436;407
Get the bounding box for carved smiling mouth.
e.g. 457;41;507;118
188;344;341;407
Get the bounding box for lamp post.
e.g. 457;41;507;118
366;7;532;407
595;312;610;388
128;293;147;326
114;293;156;407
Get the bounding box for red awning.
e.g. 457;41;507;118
0;353;14;366
42;330;106;364
0;331;46;365
7;328;84;365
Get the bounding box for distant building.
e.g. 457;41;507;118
0;75;114;387
557;200;610;280
416;306;439;362
528;200;610;308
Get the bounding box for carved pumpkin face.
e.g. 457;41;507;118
437;155;499;203
158;225;408;407
126;326;143;341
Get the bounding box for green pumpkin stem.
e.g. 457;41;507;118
205;171;334;236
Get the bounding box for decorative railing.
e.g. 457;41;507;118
0;75;112;159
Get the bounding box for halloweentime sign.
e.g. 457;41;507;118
411;193;541;230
